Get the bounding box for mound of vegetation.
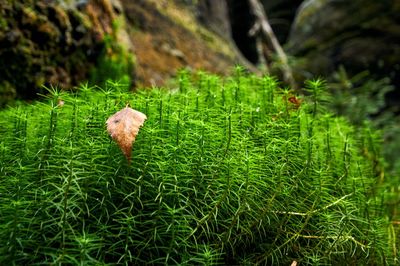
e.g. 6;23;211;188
0;70;396;265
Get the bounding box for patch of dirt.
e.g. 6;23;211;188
121;0;238;87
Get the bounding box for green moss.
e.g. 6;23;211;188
0;71;396;264
90;20;135;88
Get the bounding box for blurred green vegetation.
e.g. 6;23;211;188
90;19;135;89
327;67;400;224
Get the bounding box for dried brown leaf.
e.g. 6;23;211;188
106;107;147;163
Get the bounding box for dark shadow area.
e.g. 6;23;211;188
226;0;258;64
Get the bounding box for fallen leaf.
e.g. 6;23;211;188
106;106;147;163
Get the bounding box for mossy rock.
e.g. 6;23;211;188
287;0;400;89
0;71;394;265
0;0;135;107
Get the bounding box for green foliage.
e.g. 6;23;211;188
90;20;135;88
90;36;134;87
329;66;394;124
328;66;399;224
327;67;400;260
0;71;396;265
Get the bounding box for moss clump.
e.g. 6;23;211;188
90;20;136;87
0;71;395;265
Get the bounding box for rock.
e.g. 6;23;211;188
161;43;186;61
0;0;250;106
287;0;400;91
121;0;238;87
0;0;135;107
196;0;231;40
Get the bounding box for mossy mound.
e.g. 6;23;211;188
0;71;394;265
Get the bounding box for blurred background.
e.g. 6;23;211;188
0;0;399;189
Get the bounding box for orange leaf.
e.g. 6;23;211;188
106;107;147;163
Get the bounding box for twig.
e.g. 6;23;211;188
292;233;370;249
272;193;353;216
248;0;296;89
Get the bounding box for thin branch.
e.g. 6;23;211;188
272;193;353;216
292;233;370;249
248;0;296;89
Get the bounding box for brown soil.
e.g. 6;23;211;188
121;0;237;87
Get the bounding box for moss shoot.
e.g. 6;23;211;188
0;70;396;265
